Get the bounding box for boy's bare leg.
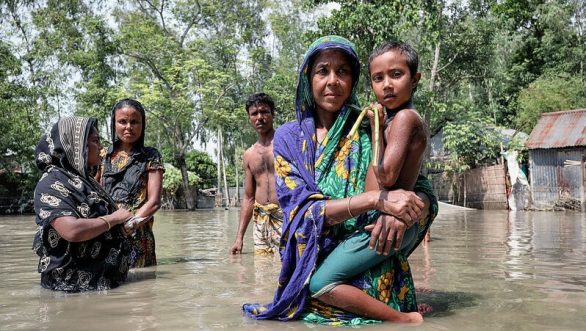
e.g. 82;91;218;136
316;284;423;324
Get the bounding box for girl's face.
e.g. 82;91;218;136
310;49;354;114
86;127;101;168
114;106;143;146
369;50;420;110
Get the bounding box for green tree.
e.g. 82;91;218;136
494;0;586;127
185;150;217;189
113;0;267;209
442;108;502;170
29;0;118;123
516;73;586;133
161;164;199;209
262;0;307;124
0;39;40;202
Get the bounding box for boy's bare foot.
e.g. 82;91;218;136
404;312;423;324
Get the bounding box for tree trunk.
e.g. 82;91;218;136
424;42;441;175
217;127;230;207
575;0;584;76
217;127;222;207
487;79;504;165
221;132;230;207
234;146;240;206
176;154;196;210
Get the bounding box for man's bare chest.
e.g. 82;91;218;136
249;149;274;176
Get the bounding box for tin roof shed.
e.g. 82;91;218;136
525;109;586;149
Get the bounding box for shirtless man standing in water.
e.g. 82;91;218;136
230;93;282;255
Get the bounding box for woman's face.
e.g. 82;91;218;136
310;49;354;114
86;127;101;168
114;106;143;146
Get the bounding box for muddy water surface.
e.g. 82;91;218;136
1;208;585;330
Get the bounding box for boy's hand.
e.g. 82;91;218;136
365;214;407;255
364;103;385;132
377;189;424;223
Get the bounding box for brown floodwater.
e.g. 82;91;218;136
1;207;585;330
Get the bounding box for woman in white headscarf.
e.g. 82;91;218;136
33;116;134;292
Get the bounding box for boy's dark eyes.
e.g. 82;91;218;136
370;71;404;81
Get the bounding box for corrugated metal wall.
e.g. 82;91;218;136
529;148;584;208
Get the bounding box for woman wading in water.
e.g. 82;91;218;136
243;36;437;325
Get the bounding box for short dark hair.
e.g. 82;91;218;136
245;93;275;115
368;41;419;77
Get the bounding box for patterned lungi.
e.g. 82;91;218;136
253;202;283;256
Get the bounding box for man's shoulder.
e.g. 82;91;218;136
243;145;257;157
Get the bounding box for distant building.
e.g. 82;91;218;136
525;109;586;210
429;126;528;210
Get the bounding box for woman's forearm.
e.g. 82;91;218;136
135;199;160;218
52;215;123;242
324;191;378;226
325;188;426;227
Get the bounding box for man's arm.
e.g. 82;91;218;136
230;151;255;254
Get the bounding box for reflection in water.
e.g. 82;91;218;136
1;209;586;331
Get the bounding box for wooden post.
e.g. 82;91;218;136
580;155;586;213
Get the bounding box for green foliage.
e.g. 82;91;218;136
442;103;502;170
516;73;586;133
262;0;312;124
506;134;529;163
30;0;118;122
494;0;585;126
0;40;39;186
2;0;586;209
185;150;217;189
162;164;199;192
305;0;438;95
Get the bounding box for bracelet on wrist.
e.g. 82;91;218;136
98;216;111;231
347;195;355;218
